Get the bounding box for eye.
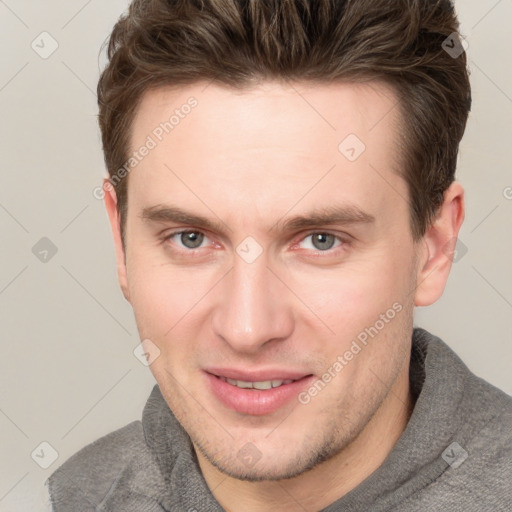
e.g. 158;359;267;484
165;230;208;250
298;232;344;252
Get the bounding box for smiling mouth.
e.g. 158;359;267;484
217;376;300;390
212;374;314;391
206;372;316;415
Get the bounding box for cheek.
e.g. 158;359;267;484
127;265;170;337
127;262;209;384
294;249;415;338
125;252;218;339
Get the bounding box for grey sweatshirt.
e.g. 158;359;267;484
46;328;512;511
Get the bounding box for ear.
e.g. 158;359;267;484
103;179;130;302
414;182;465;307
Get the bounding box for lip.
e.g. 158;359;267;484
204;370;315;416
205;367;311;382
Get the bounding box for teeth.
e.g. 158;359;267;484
221;377;295;389
254;381;273;390
226;378;253;388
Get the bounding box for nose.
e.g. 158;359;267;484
211;252;294;354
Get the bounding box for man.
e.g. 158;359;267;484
46;0;512;510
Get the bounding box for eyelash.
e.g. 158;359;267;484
162;229;349;256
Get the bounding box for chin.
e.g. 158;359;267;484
195;434;342;482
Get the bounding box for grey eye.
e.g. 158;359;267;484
180;231;205;249
311;233;336;251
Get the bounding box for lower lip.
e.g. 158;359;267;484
204;372;315;416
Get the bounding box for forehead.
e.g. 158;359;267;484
131;79;401;152
127;80;406;229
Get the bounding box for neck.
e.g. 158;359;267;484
197;356;414;512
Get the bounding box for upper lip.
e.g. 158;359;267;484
205;368;312;381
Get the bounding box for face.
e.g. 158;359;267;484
112;80;425;480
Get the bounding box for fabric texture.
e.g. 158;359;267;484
47;328;512;511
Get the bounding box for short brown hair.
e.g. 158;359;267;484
98;0;471;242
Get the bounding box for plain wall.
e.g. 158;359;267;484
0;1;510;509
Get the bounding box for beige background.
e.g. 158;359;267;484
0;1;511;509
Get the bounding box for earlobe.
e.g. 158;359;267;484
103;179;131;302
414;182;465;307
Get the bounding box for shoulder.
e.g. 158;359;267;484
432;331;512;464
407;330;512;508
50;420;146;477
413;335;512;510
461;372;512;467
46;420;162;511
406;401;512;511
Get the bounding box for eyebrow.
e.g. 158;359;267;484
141;204;375;234
271;205;375;232
141;205;228;233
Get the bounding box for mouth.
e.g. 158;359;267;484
217;376;301;390
204;370;315;416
